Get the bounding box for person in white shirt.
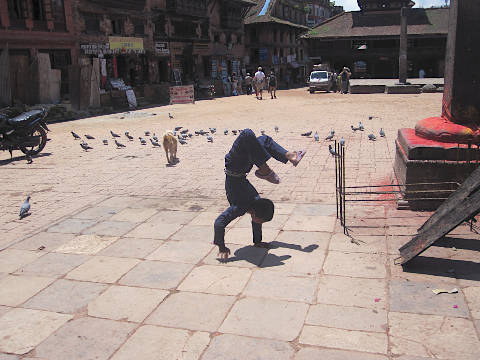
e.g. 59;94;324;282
254;67;266;100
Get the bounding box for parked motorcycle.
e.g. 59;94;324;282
0;108;49;158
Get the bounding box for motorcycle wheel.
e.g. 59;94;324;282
20;124;47;155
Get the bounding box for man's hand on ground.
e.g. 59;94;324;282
218;246;231;259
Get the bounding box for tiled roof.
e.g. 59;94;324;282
303;7;449;39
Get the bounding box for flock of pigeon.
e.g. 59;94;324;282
299;118;386;157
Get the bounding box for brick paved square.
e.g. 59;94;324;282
283;215;336;232
294;347;388;360
146;291;234;331
66;256;139;283
463;286;480;319
0;308;71;355
316;275;387;309
54;234;117;255
0;249;43;273
72;206;119;220
390;279;470;317
224;227;279;246
203;334;294;360
125;222;182;240
389;312;480;359
47;218;97;234
0;275;54;306
82;220;138;237
111;325;209;360
323;251;386;278
203;243;267;268
330;233;387;254
178;265;251;295
16;253;90;278
243;270;317;303
99;238;162;259
96;196;135;209
108;208;158;222
292;204;337;216
299;325;388;354
88;285;168;322
119;260;193;289
35;317;136;360
146;239;213;263
306;303;387;332
0;306;11;318
0;354;19;360
188;211;235;227
219;297;308;341
10;232;76;252
148;210;198;225
171;225;214;242
234;213;289;229
23;279;107;314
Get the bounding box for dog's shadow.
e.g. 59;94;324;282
165;158;180;167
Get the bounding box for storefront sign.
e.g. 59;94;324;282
155;42;170;55
80;43;111;56
109;37;144;54
211;59;218;79
170;85;195;105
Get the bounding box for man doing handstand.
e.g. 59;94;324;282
214;129;306;259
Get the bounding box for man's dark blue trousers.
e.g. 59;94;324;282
214;129;287;249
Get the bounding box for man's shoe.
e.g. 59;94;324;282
292;150;307;167
255;169;280;184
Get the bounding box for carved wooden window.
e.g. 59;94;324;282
31;0;46;21
111;18;123;35
132;18;144;35
84;13;100;33
51;0;66;31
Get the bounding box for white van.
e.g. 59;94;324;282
309;71;330;93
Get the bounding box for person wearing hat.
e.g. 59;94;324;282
244;72;253;95
254;67;266;100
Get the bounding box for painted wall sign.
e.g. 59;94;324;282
109;37;145;54
170;85;195;105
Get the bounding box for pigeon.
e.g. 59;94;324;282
173;131;177;137
209;128;216;134
71;131;81;140
188;133;193;138
180;129;189;134
80;142;92;151
103;139;108;145
380;128;385;137
85;134;95;140
232;130;237;135
144;131;151;136
150;138;161;147
139;137;147;145
274;125;279;133
368;116;374;120
368;134;377;141
174;126;182;131
26;155;33;164
261;129;265;136
359;122;364;131
19;196;31;219
169;113;174;119
325;131;334;141
152;136;159;142
181;134;188;139
351;125;360;132
110;130;121;138
125;132;134;141
340;137;345;146
115;140;126;148
207;136;213;143
179;139;187;145
301;131;312;137
329;145;340;157
224;129;228;135
314;132;319;141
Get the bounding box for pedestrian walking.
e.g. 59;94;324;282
244;73;253;95
340;67;351;94
254;67;266;100
214;129;307;258
268;71;277;99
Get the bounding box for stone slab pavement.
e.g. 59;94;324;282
0;89;478;359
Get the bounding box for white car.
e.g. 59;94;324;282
309;71;330;93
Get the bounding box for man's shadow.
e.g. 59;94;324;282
216;241;319;268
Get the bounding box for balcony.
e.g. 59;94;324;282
88;0;146;11
166;0;207;18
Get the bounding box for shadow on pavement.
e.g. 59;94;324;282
402;256;480;281
0;152;52;166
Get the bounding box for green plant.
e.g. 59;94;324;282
304;5;310;13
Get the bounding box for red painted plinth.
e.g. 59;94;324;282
415;116;480;143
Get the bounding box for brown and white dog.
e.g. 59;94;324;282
162;131;178;165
